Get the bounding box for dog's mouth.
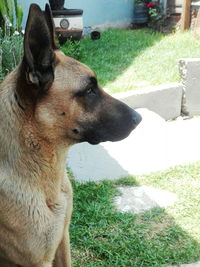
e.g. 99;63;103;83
87;139;101;145
79;115;142;145
71;128;106;145
80;132;102;145
83;131;132;145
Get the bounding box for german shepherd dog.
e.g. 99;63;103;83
0;4;141;267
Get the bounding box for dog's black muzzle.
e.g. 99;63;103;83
82;96;142;145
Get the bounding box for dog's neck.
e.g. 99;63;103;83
0;67;69;201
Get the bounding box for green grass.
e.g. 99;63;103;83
70;161;200;266
79;29;200;93
1;29;200;94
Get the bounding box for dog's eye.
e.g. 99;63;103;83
86;88;93;94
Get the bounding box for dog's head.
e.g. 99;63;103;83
18;4;141;146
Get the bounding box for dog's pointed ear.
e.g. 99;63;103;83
44;4;58;50
23;4;57;90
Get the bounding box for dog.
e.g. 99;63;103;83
0;3;141;267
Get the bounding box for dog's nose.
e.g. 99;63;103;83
132;111;142;126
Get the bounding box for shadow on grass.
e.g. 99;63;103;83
80;29;163;88
70;177;200;267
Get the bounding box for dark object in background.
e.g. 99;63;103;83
133;4;148;24
91;31;101;40
49;0;65;10
49;0;83;44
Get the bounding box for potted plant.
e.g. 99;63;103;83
147;1;167;31
133;0;149;24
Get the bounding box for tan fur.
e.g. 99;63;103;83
0;50;95;266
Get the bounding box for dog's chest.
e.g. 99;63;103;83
0;178;68;261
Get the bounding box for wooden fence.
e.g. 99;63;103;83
167;0;200;31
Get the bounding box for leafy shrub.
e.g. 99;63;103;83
60;40;82;60
0;37;83;81
0;34;23;80
145;1;170;32
0;0;23;34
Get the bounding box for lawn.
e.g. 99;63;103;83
79;29;200;93
70;161;200;266
1;29;200;93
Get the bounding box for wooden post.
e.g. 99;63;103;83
181;0;191;32
194;7;200;38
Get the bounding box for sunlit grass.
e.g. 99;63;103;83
70;161;200;266
80;29;200;93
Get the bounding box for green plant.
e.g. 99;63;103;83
133;0;168;31
0;34;23;80
147;1;167;31
60;40;82;60
0;49;3;81
134;0;148;5
13;0;23;31
0;0;23;35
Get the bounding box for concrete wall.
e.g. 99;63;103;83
179;58;200;116
19;0;134;29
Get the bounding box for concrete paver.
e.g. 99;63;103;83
114;186;178;214
181;263;200;267
114;83;183;120
179;58;200;116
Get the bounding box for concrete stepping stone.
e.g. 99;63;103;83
114;186;178;214
179;263;200;267
170;263;200;267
